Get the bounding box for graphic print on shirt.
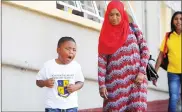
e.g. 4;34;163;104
52;73;74;98
57;80;70;98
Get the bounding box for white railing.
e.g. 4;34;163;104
126;1;141;29
56;1;81;11
56;0;139;25
78;1;104;21
165;1;181;11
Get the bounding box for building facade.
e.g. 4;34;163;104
1;1;181;111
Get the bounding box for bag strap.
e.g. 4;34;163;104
129;23;139;48
163;32;170;57
130;23;136;34
129;23;154;61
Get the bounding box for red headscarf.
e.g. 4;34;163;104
98;0;129;55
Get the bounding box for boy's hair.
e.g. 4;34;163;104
57;36;76;48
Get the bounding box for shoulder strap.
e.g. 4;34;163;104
129;23;137;34
129;23;155;61
129;23;139;46
129;23;138;41
163;32;170;56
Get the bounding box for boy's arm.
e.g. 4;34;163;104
36;80;46;88
36;65;54;88
75;81;84;90
36;66;46;88
67;64;84;93
67;81;84;93
36;78;54;88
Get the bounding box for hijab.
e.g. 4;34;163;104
98;0;129;54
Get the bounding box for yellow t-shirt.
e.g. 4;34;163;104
160;32;181;73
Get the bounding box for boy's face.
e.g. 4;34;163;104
57;41;76;64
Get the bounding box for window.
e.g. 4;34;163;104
56;1;81;12
165;1;181;12
56;1;104;23
56;0;138;25
80;1;96;13
79;1;104;22
95;1;107;18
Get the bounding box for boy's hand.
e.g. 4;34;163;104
44;78;54;88
67;84;76;93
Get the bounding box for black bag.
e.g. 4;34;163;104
146;55;159;81
160;32;170;71
160;54;168;70
130;23;159;81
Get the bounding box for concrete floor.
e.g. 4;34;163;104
79;99;169;112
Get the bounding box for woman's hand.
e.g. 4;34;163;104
152;80;157;86
135;72;145;84
99;87;108;99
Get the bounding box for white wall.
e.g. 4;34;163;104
2;2;169;111
2;3;99;80
132;1;144;31
133;1;168;91
2;3;102;111
2;66;103;111
145;1;168;91
0;1;2;110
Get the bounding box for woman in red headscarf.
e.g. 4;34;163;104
98;1;150;112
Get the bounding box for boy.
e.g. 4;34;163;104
36;36;84;112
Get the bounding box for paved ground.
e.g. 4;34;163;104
79;99;169;112
147;100;168;112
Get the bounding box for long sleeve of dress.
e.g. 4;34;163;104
133;24;150;75
98;54;108;89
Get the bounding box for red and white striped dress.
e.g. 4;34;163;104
98;24;150;112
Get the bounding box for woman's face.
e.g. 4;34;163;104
108;8;121;26
173;14;182;31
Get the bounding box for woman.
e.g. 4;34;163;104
155;11;182;112
98;1;150;112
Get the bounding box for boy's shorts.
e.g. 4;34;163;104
45;107;77;112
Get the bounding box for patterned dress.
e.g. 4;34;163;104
98;24;150;112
